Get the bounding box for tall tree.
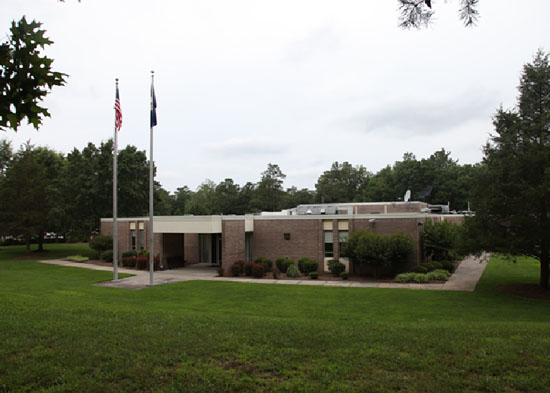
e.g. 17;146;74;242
251;164;286;212
1;17;66;131
466;50;550;288
0;144;49;253
0;139;12;176
315;161;370;203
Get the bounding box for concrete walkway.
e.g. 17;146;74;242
40;253;490;291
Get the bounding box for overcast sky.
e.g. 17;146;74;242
2;0;550;193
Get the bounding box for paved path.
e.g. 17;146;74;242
40;253;490;291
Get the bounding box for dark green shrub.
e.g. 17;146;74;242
298;258;318;274
427;269;450;281
231;261;243;277
217;267;224;277
327;259;345;277
121;251;137;258
340;271;349;280
341;230;388;278
252;263;265;278
412;265;429;273
439;260;455;273
309;272;319;279
138;249;149;256
102;250;113;262
286;264;301;278
276;258;293;273
255;257;273;272
245;262;255;277
89;235;112;261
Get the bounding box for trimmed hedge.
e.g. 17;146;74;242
255;257;273;272
327;260;345;277
298;258;318;274
276;258;294;273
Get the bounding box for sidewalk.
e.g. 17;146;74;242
40;253;490;291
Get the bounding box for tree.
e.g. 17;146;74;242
466;50;550;288
398;0;479;29
171;186;191;215
315;161;370;203
0;143;49;253
186;180;217;215
251;163;286;212
0;139;12;176
1;17;66;131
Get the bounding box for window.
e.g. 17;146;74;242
324;231;333;258
130;229;136;250
339;230;349;257
245;232;254;262
138;228;145;250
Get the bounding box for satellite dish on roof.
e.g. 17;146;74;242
404;189;411;202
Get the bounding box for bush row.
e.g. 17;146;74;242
412;260;455;274
229;257;326;279
394;269;450;283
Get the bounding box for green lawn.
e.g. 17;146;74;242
1;245;549;392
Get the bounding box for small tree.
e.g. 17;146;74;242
423;219;460;261
343;230;388;278
89;235;112;261
387;232;414;266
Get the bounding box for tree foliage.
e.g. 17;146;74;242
0;17;66;131
398;0;480;29
466;50;550;288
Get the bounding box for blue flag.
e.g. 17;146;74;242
150;82;157;128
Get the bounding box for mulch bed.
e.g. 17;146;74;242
499;284;550;301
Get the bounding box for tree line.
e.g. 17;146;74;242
0;137;479;250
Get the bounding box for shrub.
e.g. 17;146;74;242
395;273;416;283
439;260;455;273
309;272;319;279
252;263;265;278
122;251;137;258
217;267;224;277
272;267;280;279
255;257;273;272
387;232;414;265
121;256;136;267
66;255;88;262
394;272;428;283
327;259;346;277
298;258;318;274
340;271;349;280
412;265;429;273
136;255;148;270
412;273;428;283
102;250;113;262
423;219;461;261
244;261;255;276
138;249;149;256
88;235;112;261
231;262;243;277
276;258;294;273
427;269;450;281
286;264;301;278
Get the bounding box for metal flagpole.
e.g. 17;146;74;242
113;78;120;281
148;71;156;286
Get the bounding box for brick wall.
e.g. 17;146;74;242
253;219;323;270
184;233;199;265
100;220;131;260
222;221;245;271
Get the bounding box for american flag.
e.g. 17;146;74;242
115;83;122;131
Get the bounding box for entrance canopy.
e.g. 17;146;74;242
154;216;222;234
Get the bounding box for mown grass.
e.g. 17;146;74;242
0;245;549;392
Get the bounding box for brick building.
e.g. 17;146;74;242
100;202;464;274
